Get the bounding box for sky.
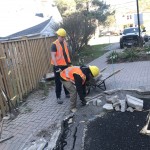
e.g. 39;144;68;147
105;0;135;5
0;0;136;37
106;0;136;11
0;0;54;37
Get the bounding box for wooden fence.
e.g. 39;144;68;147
0;36;56;120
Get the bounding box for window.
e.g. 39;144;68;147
130;15;132;19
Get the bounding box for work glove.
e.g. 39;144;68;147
55;66;62;73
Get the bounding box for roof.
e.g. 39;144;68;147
5;17;52;39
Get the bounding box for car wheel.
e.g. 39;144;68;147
120;42;123;49
144;36;149;42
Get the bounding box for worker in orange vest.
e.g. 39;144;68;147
60;65;100;113
51;28;71;104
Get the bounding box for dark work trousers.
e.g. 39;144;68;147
53;66;69;98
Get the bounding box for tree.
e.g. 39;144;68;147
90;0;114;26
54;0;76;17
139;0;150;11
53;0;112;53
62;12;96;52
104;15;116;29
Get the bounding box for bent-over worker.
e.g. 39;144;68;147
60;65;100;113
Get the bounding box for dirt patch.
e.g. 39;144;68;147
36;122;58;141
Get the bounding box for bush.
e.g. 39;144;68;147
123;48;139;62
62;12;96;53
107;46;150;64
107;51;119;63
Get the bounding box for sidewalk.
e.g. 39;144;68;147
1;45;150;150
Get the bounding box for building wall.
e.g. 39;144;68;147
115;11;150;32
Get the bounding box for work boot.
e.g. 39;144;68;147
66;94;70;98
81;100;87;106
57;98;63;104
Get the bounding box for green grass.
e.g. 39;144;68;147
72;44;109;65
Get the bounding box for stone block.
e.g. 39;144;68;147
103;103;113;110
106;95;119;104
97;100;102;106
92;99;97;106
126;95;143;111
120;99;127;112
126;107;134;112
113;101;120;107
115;105;121;111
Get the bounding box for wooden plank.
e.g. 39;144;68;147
0;95;5;119
35;39;42;82
44;37;51;69
38;39;44;79
29;39;37;85
25;38;36;89
0;43;9;97
15;41;28;94
33;39;40;86
20;40;32;91
38;39;44;80
2;43;14;99
41;38;48;78
28;39;37;88
6;42;18;102
22;38;34;90
0;44;8;118
42;37;49;74
0;74;7;118
8;42;22;100
17;41;28;94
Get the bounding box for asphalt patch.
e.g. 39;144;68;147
84;99;150;150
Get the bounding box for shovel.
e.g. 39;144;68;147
0;86;19;119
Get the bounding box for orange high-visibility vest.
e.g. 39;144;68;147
51;39;71;65
60;66;86;84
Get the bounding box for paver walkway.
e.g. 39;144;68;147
1;43;150;150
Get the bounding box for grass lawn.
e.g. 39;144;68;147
71;44;110;65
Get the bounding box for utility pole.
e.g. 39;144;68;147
136;0;141;46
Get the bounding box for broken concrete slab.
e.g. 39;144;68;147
103;103;113;111
97;100;102;106
126;95;143;111
126;107;134;112
114;105;121;111
113;101;120;107
120;99;127;112
93;99;97;106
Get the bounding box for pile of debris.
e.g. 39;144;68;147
87;94;144;112
103;94;143;112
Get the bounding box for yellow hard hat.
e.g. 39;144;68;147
56;28;66;37
89;66;100;77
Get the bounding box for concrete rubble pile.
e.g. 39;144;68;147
88;94;144;112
